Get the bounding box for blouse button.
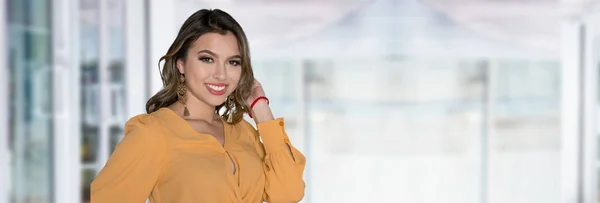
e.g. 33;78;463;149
279;121;284;126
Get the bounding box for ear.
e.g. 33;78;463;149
176;59;185;74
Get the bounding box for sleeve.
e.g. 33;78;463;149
244;118;306;203
91;114;168;203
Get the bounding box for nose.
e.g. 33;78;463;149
212;63;227;81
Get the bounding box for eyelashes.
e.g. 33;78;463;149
228;60;241;66
199;56;214;63
198;56;241;66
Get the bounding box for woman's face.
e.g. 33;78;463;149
176;32;242;107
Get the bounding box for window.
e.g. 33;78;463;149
79;0;126;202
7;0;53;202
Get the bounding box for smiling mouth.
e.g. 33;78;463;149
205;83;227;95
207;84;226;91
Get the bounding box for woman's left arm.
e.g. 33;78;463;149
245;79;306;203
251;100;306;203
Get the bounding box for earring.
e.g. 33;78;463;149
177;74;189;117
227;95;234;123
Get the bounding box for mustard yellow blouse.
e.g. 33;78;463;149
91;107;306;203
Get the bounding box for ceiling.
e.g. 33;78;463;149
176;0;371;48
422;0;599;51
174;0;600;59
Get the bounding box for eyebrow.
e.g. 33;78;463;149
197;49;242;60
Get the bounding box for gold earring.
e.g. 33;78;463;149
177;74;189;117
227;95;234;123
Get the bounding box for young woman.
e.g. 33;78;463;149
91;9;306;203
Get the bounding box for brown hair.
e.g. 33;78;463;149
145;9;254;124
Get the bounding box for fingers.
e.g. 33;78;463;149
253;79;261;88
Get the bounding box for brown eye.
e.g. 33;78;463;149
228;60;241;66
199;57;214;63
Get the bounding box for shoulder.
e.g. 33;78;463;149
124;114;160;132
123;114;165;144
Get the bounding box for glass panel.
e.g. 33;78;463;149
253;60;298;102
82;125;99;163
252;60;301;139
80;0;99;202
305;58;484;203
7;0;53;202
109;126;123;154
490;60;560;203
82;169;96;203
108;0;126;124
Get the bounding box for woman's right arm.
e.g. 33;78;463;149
91;114;168;203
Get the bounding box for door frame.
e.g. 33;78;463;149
52;0;81;202
0;0;9;202
581;5;600;203
561;5;600;203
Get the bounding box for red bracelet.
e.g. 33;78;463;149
251;96;269;109
249;96;269;118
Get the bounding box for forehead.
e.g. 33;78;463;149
189;32;240;56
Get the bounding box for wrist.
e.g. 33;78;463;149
252;107;274;124
250;96;269;109
251;99;269;111
249;100;273;123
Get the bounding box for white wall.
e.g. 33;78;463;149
560;19;586;203
125;0;150;117
148;0;177;95
581;7;600;203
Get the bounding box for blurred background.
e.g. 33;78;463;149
1;0;600;203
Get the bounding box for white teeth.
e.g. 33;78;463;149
207;84;226;91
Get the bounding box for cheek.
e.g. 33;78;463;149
187;62;210;80
229;67;242;81
228;68;242;90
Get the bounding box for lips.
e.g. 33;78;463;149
205;83;227;96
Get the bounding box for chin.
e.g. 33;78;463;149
204;95;228;107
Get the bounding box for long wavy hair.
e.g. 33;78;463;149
145;9;254;124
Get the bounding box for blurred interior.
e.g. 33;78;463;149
2;0;600;202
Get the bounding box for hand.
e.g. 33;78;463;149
246;79;274;123
245;79;266;105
